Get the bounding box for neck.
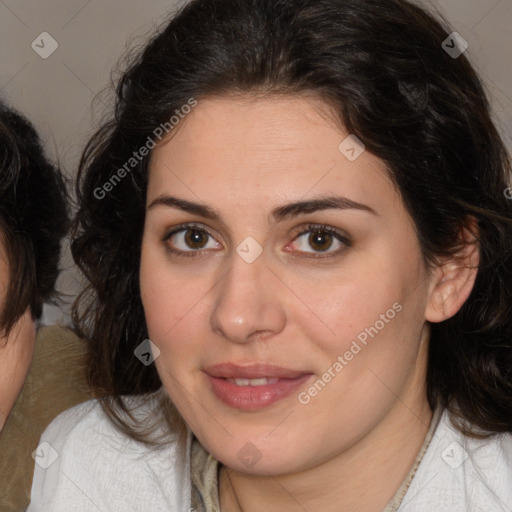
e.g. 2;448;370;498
219;396;433;512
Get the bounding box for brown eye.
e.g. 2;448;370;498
308;231;334;252
290;224;349;257
165;224;221;255
184;229;209;249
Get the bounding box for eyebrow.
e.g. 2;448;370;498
147;194;378;224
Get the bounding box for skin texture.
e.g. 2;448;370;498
0;238;36;432
140;95;479;512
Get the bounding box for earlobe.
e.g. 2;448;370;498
425;222;479;324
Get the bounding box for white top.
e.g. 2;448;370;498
29;399;512;511
398;411;512;512
28;399;192;512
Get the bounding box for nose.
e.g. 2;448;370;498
210;250;287;344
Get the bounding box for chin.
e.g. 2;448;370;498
198;427;312;476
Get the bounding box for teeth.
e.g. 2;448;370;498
229;377;279;386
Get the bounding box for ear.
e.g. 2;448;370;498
425;219;479;323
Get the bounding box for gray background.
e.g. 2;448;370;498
1;0;511;324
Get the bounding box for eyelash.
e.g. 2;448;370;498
163;222;351;259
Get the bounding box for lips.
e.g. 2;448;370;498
205;362;308;379
204;363;313;411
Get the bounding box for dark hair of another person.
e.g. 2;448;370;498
71;0;512;443
0;102;69;335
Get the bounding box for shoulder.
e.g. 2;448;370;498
30;398;119;451
399;408;512;512
28;397;192;512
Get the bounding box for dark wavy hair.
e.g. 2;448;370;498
71;0;512;442
0;102;69;336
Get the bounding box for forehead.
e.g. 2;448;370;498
147;95;397;218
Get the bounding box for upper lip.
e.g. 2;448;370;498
204;363;310;379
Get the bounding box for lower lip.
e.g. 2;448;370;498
205;374;312;411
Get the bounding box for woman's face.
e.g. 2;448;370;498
140;95;435;474
0;238;36;431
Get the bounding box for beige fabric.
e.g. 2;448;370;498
0;325;90;512
382;405;442;512
191;439;222;511
191;405;442;512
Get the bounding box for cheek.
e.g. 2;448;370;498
288;246;428;402
290;285;427;451
288;260;409;352
139;242;212;360
141;279;211;344
139;247;211;419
